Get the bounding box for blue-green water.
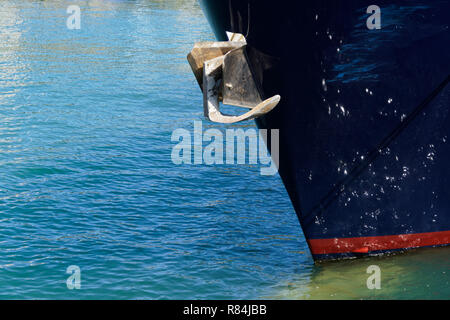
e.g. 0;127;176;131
0;0;448;299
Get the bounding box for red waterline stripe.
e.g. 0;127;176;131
308;230;450;255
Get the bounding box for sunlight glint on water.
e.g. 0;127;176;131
0;0;448;299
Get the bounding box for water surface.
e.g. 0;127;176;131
0;0;448;299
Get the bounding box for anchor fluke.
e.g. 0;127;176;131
187;33;280;124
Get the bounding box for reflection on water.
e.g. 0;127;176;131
0;0;448;299
271;246;450;299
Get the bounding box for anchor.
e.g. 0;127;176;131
187;33;280;124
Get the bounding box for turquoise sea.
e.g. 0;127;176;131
0;0;448;299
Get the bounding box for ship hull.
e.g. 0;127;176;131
199;0;450;260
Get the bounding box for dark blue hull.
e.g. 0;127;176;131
199;0;450;260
